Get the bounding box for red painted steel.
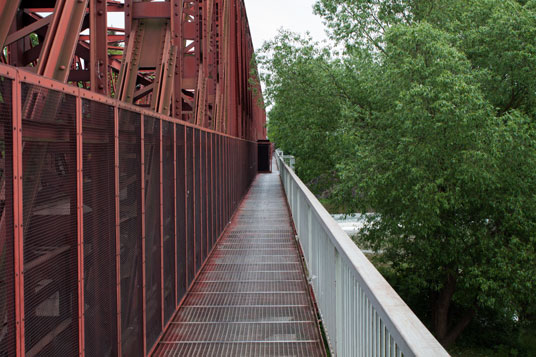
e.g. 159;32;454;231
76;96;85;356
114;105;122;357
1;0;266;140
11;71;24;357
140;113;147;356
1;0;268;354
0;71;17;356
89;0;108;94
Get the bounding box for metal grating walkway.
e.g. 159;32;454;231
153;168;326;356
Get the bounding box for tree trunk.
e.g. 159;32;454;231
441;309;476;347
431;274;476;347
432;274;456;342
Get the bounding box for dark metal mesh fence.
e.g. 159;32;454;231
208;133;214;252
162;121;175;325
0;76;15;356
200;132;207;263
4;77;259;356
118;109;143;357
186;127;195;287
194;129;202;274
176;125;187;302
144;117;162;352
21;83;79;356
82;99;117;356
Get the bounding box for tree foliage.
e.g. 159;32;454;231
258;0;536;350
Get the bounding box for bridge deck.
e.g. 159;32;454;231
153;168;326;356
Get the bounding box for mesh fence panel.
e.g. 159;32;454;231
118;109;143;357
200;132;207;262
144;116;162;352
186;128;194;286
21;83;79;356
214;135;219;242
162;121;175;324
82;99;117;356
176;125;187;302
194;129;201;274
218;136;222;235
0;76;15;356
4;77;260;356
208;133;214;251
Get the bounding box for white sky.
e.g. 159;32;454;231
242;0;328;50
107;1;328;50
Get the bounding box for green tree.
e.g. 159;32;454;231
259;0;536;349
258;31;345;191
351;23;536;346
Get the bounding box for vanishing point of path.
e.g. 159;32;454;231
153;168;327;356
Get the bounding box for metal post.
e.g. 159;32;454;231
159;120;164;330
173;124;178;307
140;113;147;354
192;129;196;278
183;127;188;290
113;106;121;356
75;95;86;356
12;71;25;357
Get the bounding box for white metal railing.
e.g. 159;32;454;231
275;150;449;357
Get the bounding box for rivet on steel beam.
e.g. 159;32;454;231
59;65;66;70
98;10;104;15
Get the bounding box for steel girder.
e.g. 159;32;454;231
0;0;266;141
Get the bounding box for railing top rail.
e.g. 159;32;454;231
275;151;449;357
0;63;257;144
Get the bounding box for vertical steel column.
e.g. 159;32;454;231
90;0;109;94
12;72;24;357
171;0;183;120
173;125;178;307
113;106;122;356
159;121;164;330
75;96;86;356
124;0;133;41
140;113;147;355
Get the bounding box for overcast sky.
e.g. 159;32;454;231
242;0;328;49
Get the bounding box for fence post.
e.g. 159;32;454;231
335;249;343;356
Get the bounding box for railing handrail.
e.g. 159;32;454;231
275;150;449;357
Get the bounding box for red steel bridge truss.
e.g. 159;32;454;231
0;0;267;355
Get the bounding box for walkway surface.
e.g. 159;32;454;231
153;168;326;356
